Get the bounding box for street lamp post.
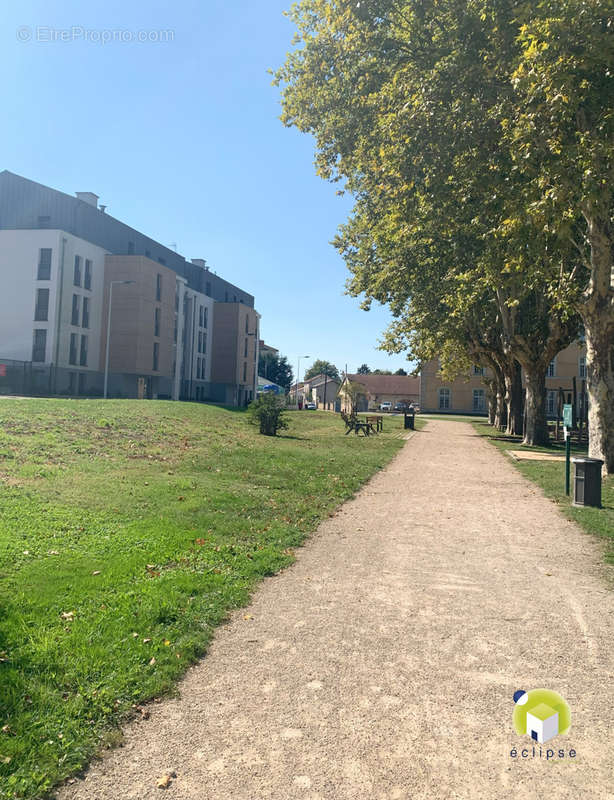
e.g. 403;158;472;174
103;280;135;399
296;355;310;408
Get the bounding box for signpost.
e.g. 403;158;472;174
563;404;573;495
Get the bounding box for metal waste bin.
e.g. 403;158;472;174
571;457;603;508
404;412;415;430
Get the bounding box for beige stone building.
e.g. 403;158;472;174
420;341;588;416
339;373;421;413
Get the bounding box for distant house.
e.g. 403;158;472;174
303;373;340;411
339;373;421;413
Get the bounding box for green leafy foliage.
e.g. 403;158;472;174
303;359;340;381
258;352;293;392
248;392;289;435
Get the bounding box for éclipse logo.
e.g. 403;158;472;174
512;688;571;744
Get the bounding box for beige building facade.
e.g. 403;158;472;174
339;374;421;413
420;341;588;416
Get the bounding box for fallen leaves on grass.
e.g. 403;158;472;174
60;611;75;621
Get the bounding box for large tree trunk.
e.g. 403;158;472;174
488;393;496;425
581;215;614;475
584;312;614;474
496;387;507;430
523;366;549;446
504;361;523;436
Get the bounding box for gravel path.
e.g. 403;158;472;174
58;420;614;800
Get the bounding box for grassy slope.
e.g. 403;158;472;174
0;400;415;799
471;420;614;561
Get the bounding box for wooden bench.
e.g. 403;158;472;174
340;412;375;436
365;414;383;432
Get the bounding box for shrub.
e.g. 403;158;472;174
248;393;289;436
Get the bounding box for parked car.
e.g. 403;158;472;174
394;401;410;412
306;402;317;410
379;401;393;412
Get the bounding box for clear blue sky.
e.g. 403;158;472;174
2;0;413;380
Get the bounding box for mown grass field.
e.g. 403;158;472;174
472;420;614;562
0;399;414;799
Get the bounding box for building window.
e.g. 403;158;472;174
84;259;92;290
145;249;151;258
202;332;207;353
34;288;49;321
73;255;81;287
244;338;248;357
203;307;208;328
71;294;81;326
32;329;47;362
158;257;166;266
225;291;228;302
82;297;90;328
69;333;78;365
37;215;51;228
37;248;52;280
197;357;201;379
245;316;249;333
199;306;204;327
201;358;206;378
154;307;160;337
156;274;162;301
128;241;135;255
547;359;556;378
205;281;211;296
579;356;586;379
243;362;247;383
439;388;450;410
547;390;557;417
79;335;88;366
78;373;86;395
473;389;485;411
153;342;159;371
198;331;203;353
473;365;484;376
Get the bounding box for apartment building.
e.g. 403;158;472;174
0;171;257;405
210;301;260;407
420;341;588;416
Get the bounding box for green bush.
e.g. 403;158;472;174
248;393;289;436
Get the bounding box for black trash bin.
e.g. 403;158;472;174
404;412;415;430
571;457;603;508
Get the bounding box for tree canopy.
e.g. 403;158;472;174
304;359;341;381
276;0;613;469
258;352;293;393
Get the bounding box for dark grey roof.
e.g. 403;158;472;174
0;170;254;307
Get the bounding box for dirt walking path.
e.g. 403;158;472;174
58;420;614;800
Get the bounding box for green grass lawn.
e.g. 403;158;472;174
472;420;614;562
0;400;413;799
